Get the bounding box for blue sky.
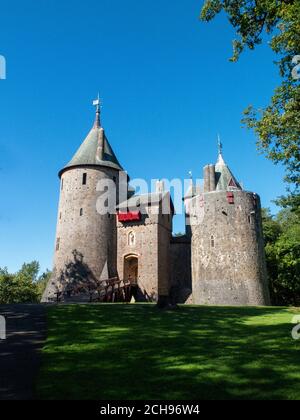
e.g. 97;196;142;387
0;0;286;273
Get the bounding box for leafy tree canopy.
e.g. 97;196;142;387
0;262;51;304
262;206;300;305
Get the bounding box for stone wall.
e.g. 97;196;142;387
42;166;119;301
170;236;192;303
117;201;172;301
190;190;270;306
157;212;172;297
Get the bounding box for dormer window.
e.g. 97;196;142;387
228;178;237;188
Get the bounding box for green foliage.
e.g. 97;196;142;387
36;270;52;298
244;82;300;189
0;262;51;304
173;232;185;237
262;207;300;305
275;192;300;217
261;208;282;244
200;0;300;192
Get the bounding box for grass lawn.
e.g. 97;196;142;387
37;304;300;400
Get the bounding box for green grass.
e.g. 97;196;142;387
37;304;300;400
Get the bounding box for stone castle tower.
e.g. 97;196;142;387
186;140;270;306
42;99;125;302
43;101;270;306
116;182;173;303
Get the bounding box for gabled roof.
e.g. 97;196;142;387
59;104;123;177
117;192;175;214
215;153;242;191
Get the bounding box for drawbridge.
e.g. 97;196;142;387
54;278;134;303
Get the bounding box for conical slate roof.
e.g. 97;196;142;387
59;104;123;177
215;153;242;191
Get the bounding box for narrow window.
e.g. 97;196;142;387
211;235;215;248
61;179;64;190
80;208;83;216
56;238;60;251
82;173;87;185
59;212;62;220
249;211;255;224
128;231;136;247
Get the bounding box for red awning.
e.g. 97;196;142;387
117;211;141;222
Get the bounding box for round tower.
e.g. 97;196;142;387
42;98;124;302
189;141;270;306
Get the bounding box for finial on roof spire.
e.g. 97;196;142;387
93;93;101;128
216;134;225;165
217;134;223;156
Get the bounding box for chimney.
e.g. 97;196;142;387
156;180;165;194
209;164;216;191
204;165;210;192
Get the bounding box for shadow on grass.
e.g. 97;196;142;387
37;304;300;400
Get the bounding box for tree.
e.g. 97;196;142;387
0;268;18;304
261;208;282;245
200;0;300;193
262;207;300;305
36;269;52;300
0;262;47;304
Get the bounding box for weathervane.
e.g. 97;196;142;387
217;134;223;156
93;93;102;128
93;93;101;112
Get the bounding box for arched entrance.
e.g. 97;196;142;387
123;254;139;301
124;255;138;285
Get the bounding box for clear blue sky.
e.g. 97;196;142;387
0;0;286;274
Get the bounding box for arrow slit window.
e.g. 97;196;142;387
128;231;136;247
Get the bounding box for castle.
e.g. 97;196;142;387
42;99;270;306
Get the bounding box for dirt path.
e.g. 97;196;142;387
0;304;46;400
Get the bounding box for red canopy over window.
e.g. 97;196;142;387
117;211;141;222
